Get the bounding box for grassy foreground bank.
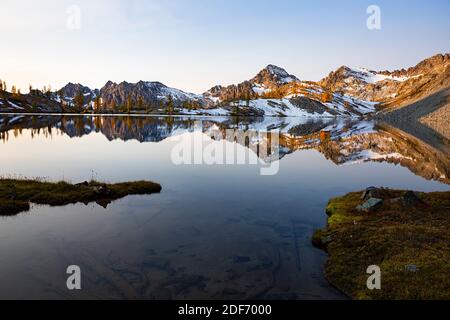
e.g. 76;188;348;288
313;189;450;300
0;179;162;216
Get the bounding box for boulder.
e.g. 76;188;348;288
403;191;422;207
356;198;383;212
389;191;425;207
75;181;89;187
361;186;385;201
92;185;111;196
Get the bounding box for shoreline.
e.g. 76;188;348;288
0;112;360;120
312;188;450;300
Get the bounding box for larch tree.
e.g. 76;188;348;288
166;96;174;115
126;95;133;113
74;90;85;109
94;96;102;112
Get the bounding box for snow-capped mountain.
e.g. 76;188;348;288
203;64;299;103
251;64;300;89
1;53;448;119
319;53;450;107
199;64;378;117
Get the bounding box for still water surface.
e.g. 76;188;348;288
0;115;448;299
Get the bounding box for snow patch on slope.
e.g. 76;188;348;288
265;65;300;83
147;82;203;102
348;67;413;84
342;150;411;166
235;99;335;117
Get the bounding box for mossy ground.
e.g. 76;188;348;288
313;190;450;300
0;179;162;216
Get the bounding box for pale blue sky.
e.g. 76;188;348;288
1;0;449;93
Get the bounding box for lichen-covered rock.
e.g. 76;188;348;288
356;198;383;212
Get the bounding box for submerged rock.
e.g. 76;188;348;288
233;256;251;264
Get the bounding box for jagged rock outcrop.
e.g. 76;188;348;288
58;83;99;106
99;81;204;110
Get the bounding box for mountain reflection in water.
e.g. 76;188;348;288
1;114;449;185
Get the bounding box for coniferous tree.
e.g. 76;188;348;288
94;96;102;112
126;95;133;113
74;89;85;109
166;96;174;115
46;85;52;98
137;97;144;110
321;91;333;103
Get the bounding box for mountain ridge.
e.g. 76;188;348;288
319;53;450;106
0;53;448;118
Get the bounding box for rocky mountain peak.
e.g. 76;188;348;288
265;64;290;75
103;80;116;87
319;52;450;105
252;64;299;87
405;53;450;76
59;83;98;100
98;80;203;109
203;64;300;104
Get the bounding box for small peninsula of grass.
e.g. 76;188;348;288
0;179;162;216
313;189;450;300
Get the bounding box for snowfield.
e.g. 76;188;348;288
348;67;419;84
231;98;335;117
146;82;203;102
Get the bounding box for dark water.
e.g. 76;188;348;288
0;114;448;300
